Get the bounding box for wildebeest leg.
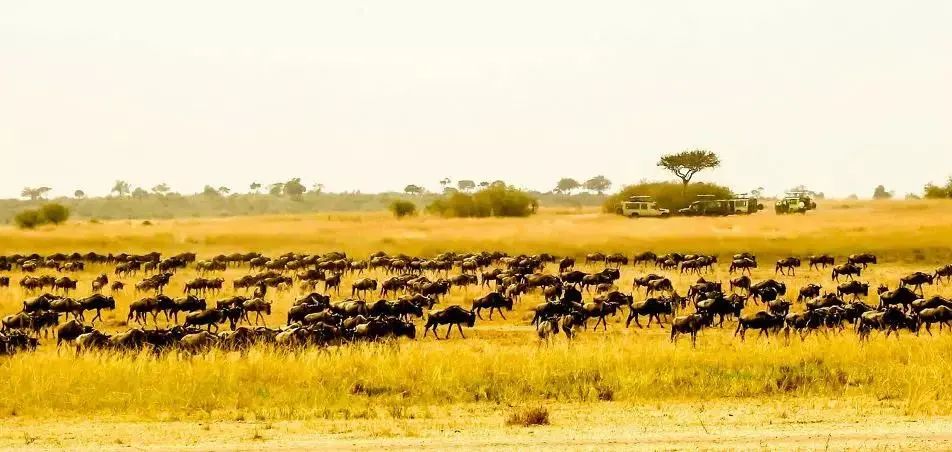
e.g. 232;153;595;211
925;323;933;336
457;323;465;338
497;309;507;320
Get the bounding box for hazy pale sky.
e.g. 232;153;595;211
2;1;950;198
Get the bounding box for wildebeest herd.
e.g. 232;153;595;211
2;250;952;356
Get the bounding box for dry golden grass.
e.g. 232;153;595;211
2;200;952;448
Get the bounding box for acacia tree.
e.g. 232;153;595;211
657;149;721;194
404;184;424;195
555;178;581;194
583;176;612;195
151;183;170;196
283;178;306;199
111;180;131;197
457;180;476;192
249;182;262;194
21;186;52;200
73;189;86;199
872;185;893;200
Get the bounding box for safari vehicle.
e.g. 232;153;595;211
620;196;670;218
775;192;817;214
678;195;763;216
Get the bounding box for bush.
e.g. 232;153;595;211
603;181;733;213
427;185;537;218
13;209;46;229
388;200;417;218
923;178;952;199
506;406;550;427
39;203;70;225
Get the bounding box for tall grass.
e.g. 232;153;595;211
2;199;952;421
2;332;951;420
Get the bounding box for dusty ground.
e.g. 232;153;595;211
2;399;951;450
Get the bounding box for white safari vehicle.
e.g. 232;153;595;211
620;196;670;218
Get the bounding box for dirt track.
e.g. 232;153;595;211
3;400;950;450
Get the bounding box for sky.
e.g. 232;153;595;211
1;1;950;199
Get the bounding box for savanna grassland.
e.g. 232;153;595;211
2;200;952;450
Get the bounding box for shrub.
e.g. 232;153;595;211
39;203;70;225
427;185;537;218
506;406;550;427
13;209;46;229
388;200;417;218
603;181;733;213
923;178;952;199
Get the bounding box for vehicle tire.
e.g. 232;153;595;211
629;213;640;218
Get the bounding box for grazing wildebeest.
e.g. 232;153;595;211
645;277;674;297
848;253;877;268
55;319;93;347
585;253;606;266
935;264;952;284
775;258;801;276
729;275;751;294
632;252;657;268
734;311;784;341
798;284;822;302
899;271;934;296
831;263;862;281
558;257;575;272
633;274;664;292
605;253;629;268
471;292;513;320
729;258;757;275
808;255;835;270
670;313;709;347
750;280;786;302
836;281;869;300
423;305;476;339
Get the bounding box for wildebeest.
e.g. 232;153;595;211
877;285;919;311
729;275;751;294
836;281;869;300
183;309;227;332
775;258;801;276
471;292;513;320
798;284;822;302
580;301;620;331
241;298;272;325
632;252;657;268
55;319;93;347
848;253;878;268
935;264;952;284
423;305;476;339
808;255;835;270
625;297;672;328
78;294;116;323
734;311;784;341
670;313;709;347
729;258;757;275
831;263;862;281
917;306;952;334
899;271;934;296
